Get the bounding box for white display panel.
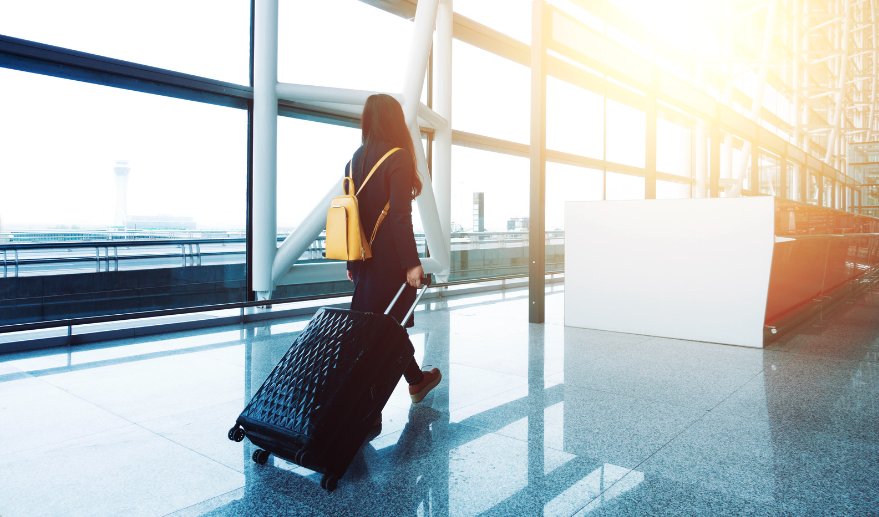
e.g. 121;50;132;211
564;198;775;348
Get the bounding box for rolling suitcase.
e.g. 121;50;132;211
227;281;430;492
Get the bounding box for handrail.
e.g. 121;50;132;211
0;272;563;336
0;231;566;250
0;237;258;250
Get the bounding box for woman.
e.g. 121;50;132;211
346;94;442;421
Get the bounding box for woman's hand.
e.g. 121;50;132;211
406;265;424;288
347;270;354;282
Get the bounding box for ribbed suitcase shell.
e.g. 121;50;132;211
236;307;414;480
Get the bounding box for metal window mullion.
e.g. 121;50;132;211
529;0;548;324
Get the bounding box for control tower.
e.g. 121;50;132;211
113;159;131;227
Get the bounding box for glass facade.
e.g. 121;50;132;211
452;40;530;143
0;0;250;84
0;67;247;325
0;0;868;333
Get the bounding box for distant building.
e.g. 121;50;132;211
472;192;484;232
113;160;131;227
507;217;528;231
127;215;196;230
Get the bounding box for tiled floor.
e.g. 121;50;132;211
1;285;877;516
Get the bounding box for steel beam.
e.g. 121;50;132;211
529;0;549;324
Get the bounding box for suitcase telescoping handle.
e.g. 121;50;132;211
385;278;431;327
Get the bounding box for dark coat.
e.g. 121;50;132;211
346;139;421;328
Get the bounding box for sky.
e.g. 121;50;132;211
0;0;696;234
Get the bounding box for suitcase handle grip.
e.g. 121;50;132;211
385;279;431;327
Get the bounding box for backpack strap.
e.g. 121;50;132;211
356;148;400;196
355;148;401;245
370;200;391;245
343;160;356;196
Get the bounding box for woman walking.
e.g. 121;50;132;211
346;94;442;423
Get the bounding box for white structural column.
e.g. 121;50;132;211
730;0;778;198
253;0;279;299
868;0;877;142
694;8;707;199
433;0;453;281
825;0;851;165
258;0;450;293
401;0;451;278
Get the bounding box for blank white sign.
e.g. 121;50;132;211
564;197;775;348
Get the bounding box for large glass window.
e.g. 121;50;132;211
605;97;645;168
450;146;530;281
656;180;691;199
606;171;645;200
547;77;604;159
823;177;834;207
0;69;248;324
656;106;692;177
452;0;531;43
453;40;530;144
758;152;780;196
787;163;797;201
278;0;413;93
0;0;251;84
546;163;603;229
451;0;604;44
808;171;820;205
451;146;529;231
277;118;362;231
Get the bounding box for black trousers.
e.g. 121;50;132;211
404;358;423;385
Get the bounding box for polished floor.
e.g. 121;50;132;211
0;286;877;517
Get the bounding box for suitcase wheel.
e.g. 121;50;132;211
228;426;246;443
252;449;270;465
320;474;339;492
295;450;312;468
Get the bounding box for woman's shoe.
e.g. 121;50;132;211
408;368;442;403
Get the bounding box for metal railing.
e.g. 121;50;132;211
0;231;565;278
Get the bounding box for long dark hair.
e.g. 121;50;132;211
360;94;423;199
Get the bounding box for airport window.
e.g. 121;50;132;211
0;0;251;85
656;179;691;199
453;0;531;44
278;0;413;93
656;106;692;178
547;76;604;160
546;162;604;229
758;151;780;197
823;177;834;207
452;39;530;144
605;171;645;200
605;97;645;168
808;171;821;205
450;145;529;233
0;68;248;324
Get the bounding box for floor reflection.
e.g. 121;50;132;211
211;302;653;517
1;287;877;517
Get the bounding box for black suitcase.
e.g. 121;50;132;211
227;281;430;492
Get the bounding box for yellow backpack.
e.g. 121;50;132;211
325;148;400;261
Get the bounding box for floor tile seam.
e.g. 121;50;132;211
33;382;247;475
125;422;248;476
560;376;733;413
556;383;715;414
566;409;714;517
441;382;533;415
158;485;246;517
704;366;769;414
137;398;247;429
0;421;137;460
0;383;59;402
